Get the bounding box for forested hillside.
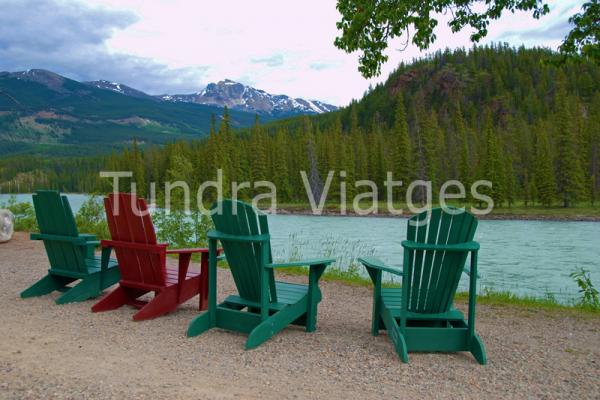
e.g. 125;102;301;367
2;45;599;208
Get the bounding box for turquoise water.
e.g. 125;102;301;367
2;193;599;303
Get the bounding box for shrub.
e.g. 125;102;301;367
0;196;37;231
74;196;109;240
570;268;600;309
151;209;213;248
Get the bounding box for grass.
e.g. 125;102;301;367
249;263;600;315
456;290;600;315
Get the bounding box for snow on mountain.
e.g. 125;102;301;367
83;80;157;100
158;79;337;117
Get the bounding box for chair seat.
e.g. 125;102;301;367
381;287;465;321
85;256;119;273
223;281;309;311
49;257;118;279
165;266;201;286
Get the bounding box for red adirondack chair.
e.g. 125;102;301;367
92;193;217;320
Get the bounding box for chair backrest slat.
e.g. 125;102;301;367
32;190;87;273
104;193;165;286
211;200;275;303
405;208;477;314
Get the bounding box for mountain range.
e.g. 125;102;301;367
84;78;337;117
0;69;337;156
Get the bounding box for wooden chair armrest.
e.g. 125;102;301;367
30;233;87;245
100;240;168;253
401;240;480;252
266;258;336;269
358;256;403;275
166;248;209;254
208;230;270;243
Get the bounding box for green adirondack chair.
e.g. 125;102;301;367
359;208;486;364
187;200;335;349
20;190;120;304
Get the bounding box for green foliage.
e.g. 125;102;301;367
151;210;213;249
334;0;599;78
480;109;505;205
74;196;109;240
534;126;556;206
570;267;600;309
334;0;549;77
559;0;600;64
392;93;412;192
0;196;37;231
554;74;587;207
1;195;108;238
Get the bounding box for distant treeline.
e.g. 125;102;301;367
1;44;599;207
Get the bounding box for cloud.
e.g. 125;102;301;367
496;18;572;43
0;0;209;94
250;54;285;67
309;62;337;71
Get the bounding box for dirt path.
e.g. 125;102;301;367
1;232;599;399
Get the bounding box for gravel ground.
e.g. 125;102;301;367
1;232;599;399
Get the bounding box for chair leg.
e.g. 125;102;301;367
388;324;409;363
187;311;213;337
305;292;319;332
380;307;409;363
199;290;208;311
246;298;307;349
470;335;487;365
92;286;131;312
55;275;103;304
99;266;121;291
199;253;209;311
21;274;74;298
305;265;325;332
132;287;178;321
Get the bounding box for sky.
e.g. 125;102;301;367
0;0;585;106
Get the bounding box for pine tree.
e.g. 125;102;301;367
481;109;504;205
392;92;412;199
272;129;291;201
249;115;267;184
421;110;441;190
217;107;232;196
206;114;218;177
534;126;556;207
411;92;428;203
554;73;585;207
586;93;600;205
454;103;471;190
504;154;517;207
165;153;193;210
131;138;146;196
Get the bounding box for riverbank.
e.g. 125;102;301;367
2;232;599;399
3;194;600;221
275;203;600;221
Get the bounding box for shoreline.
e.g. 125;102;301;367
274;207;600;222
3;193;599;221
